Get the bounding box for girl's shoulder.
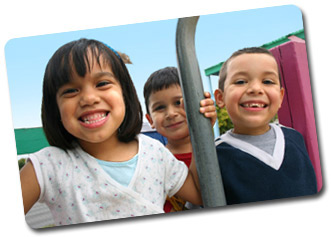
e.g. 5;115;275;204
137;133;175;159
30;145;75;163
138;133;167;148
34;146;68;156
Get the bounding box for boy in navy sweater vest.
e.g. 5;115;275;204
214;47;317;205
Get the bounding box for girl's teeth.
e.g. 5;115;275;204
81;113;106;124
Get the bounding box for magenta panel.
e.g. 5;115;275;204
270;38;322;191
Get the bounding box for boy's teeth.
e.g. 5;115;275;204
242;103;265;108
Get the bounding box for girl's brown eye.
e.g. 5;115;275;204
96;81;110;87
62;88;78;95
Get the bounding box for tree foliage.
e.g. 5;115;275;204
18;158;26;170
216;105;233;135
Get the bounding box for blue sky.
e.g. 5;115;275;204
5;5;303;129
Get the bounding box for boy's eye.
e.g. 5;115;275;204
154;105;166;111
234;79;246;85
263;79;276;85
174;100;181;106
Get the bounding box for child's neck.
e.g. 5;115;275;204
166;136;192;155
79;138;138;162
233;124;271;136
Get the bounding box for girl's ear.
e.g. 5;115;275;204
214;89;225;108
145;113;155;129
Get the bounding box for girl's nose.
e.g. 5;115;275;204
79;89;100;107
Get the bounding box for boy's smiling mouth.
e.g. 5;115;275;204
240;102;267;108
165;121;184;129
240;101;268;110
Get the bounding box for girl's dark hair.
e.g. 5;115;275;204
218;47;282;91
143;66;180;114
42;38;142;150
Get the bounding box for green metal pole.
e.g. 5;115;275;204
176;16;226;208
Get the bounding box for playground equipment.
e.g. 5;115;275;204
270;36;322;191
176;16;227;207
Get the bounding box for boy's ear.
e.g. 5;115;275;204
214;89;225;108
145;113;155;129
279;87;285;108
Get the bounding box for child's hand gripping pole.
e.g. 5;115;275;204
176;16;226;207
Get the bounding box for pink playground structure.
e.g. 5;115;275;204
270;36;322;191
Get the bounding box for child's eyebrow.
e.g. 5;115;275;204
150;95;182;109
172;95;183;100
92;71;116;79
229;71;249;78
230;70;278;78
150;100;164;109
262;71;278;77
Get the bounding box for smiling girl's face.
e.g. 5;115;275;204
56;52;126;147
215;53;284;135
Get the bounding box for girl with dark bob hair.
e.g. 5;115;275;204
20;39;202;226
42;38;142;150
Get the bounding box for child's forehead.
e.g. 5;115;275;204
69;55;113;79
149;84;182;101
153;83;181;93
227;53;278;74
85;51;112;69
229;53;277;65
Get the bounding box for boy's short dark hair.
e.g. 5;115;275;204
143;66;180;114
218;47;282;91
42;38;142;150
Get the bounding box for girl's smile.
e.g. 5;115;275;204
56;54;126;147
78;110;110;128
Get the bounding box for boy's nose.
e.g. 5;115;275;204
247;81;263;94
166;106;178;119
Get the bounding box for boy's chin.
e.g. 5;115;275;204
165;131;190;141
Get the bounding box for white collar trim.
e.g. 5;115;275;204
218;123;285;170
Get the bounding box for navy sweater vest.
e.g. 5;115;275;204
216;127;317;205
